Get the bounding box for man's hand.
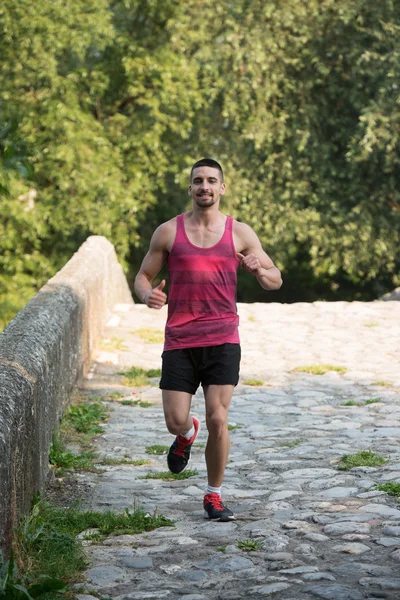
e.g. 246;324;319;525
144;280;167;309
237;252;263;276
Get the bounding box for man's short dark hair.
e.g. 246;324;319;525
190;158;224;182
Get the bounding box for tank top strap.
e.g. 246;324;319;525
174;213;186;242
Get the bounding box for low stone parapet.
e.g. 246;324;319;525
0;236;133;553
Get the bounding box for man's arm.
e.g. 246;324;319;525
235;222;282;291
134;223;172;309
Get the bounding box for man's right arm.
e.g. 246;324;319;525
134;223;171;309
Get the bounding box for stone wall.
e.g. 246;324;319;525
0;236;133;553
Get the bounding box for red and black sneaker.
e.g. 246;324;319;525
203;493;235;522
167;416;200;474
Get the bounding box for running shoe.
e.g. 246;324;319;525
203;493;235;521
167;416;200;474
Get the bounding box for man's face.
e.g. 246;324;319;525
188;166;226;208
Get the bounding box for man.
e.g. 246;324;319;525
134;158;282;521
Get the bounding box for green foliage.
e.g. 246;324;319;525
279;440;303;448
0;550;65;600
118;366;161;386
376;482;400;498
337;450;388;470
237;539;262;552
292;364;347;375
15;498;172;584
242;379;264;386
139;468;198;480
65;403;108;434
145;445;169;455
49;437;97;472
1;0;400;326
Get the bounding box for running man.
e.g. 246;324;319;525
134;158;282;521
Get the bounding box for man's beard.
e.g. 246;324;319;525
195;194;215;207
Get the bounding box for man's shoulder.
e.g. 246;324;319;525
232;219;254;236
151;216;179;249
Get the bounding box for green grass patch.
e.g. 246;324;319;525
136;401;154;408
341;400;364;407
101;458;151;466
145;445;169;455
243;378;264;386
375;482;400;498
365;398;381;404
118;366;161;387
237;539;262;551
107;392;125;400
49;438;98;473
131;328;164;344
279;439;303;448
338;450;388;471
216;546;227;552
139;469;199;480
99;337;127;351
371;381;392;387
292;364;347;375
228;424;242;431
121;399;137;406
15;499;173;584
65;402;108;434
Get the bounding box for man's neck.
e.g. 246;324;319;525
189;205;223;227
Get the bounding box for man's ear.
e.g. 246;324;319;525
220;183;226;195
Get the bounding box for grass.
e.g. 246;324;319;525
49;438;98;473
228;424;242;431
279;439;303;448
101;458;151;466
243;378;264;386
146;445;169;455
138;469;199;481
121;399;137;406
337;450;388;471
65;403;108;434
50;398;110;474
107;392;125;400
99;337;127;351
237;539;262;552
118;365;162;387
371;381;392;387
292;364;347;375
365;398;381;404
131;328;164;344
216;546;227;553
341;400;364;407
15;498;173;584
375;482;400;498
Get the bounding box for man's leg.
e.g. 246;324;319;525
162;390;193;436
162;390;200;474
203;384;235;521
203;384;234;486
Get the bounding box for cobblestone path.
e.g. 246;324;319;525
73;301;400;600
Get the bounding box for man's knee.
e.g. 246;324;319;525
165;413;190;435
206;411;228;436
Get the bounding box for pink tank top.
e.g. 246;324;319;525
164;214;240;350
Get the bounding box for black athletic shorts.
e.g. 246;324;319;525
160;343;241;395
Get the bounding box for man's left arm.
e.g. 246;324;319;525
235;223;282;291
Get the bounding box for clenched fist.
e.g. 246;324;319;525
237;252;262;276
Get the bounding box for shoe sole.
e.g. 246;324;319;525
203;511;236;522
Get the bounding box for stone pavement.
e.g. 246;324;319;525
73;301;400;600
